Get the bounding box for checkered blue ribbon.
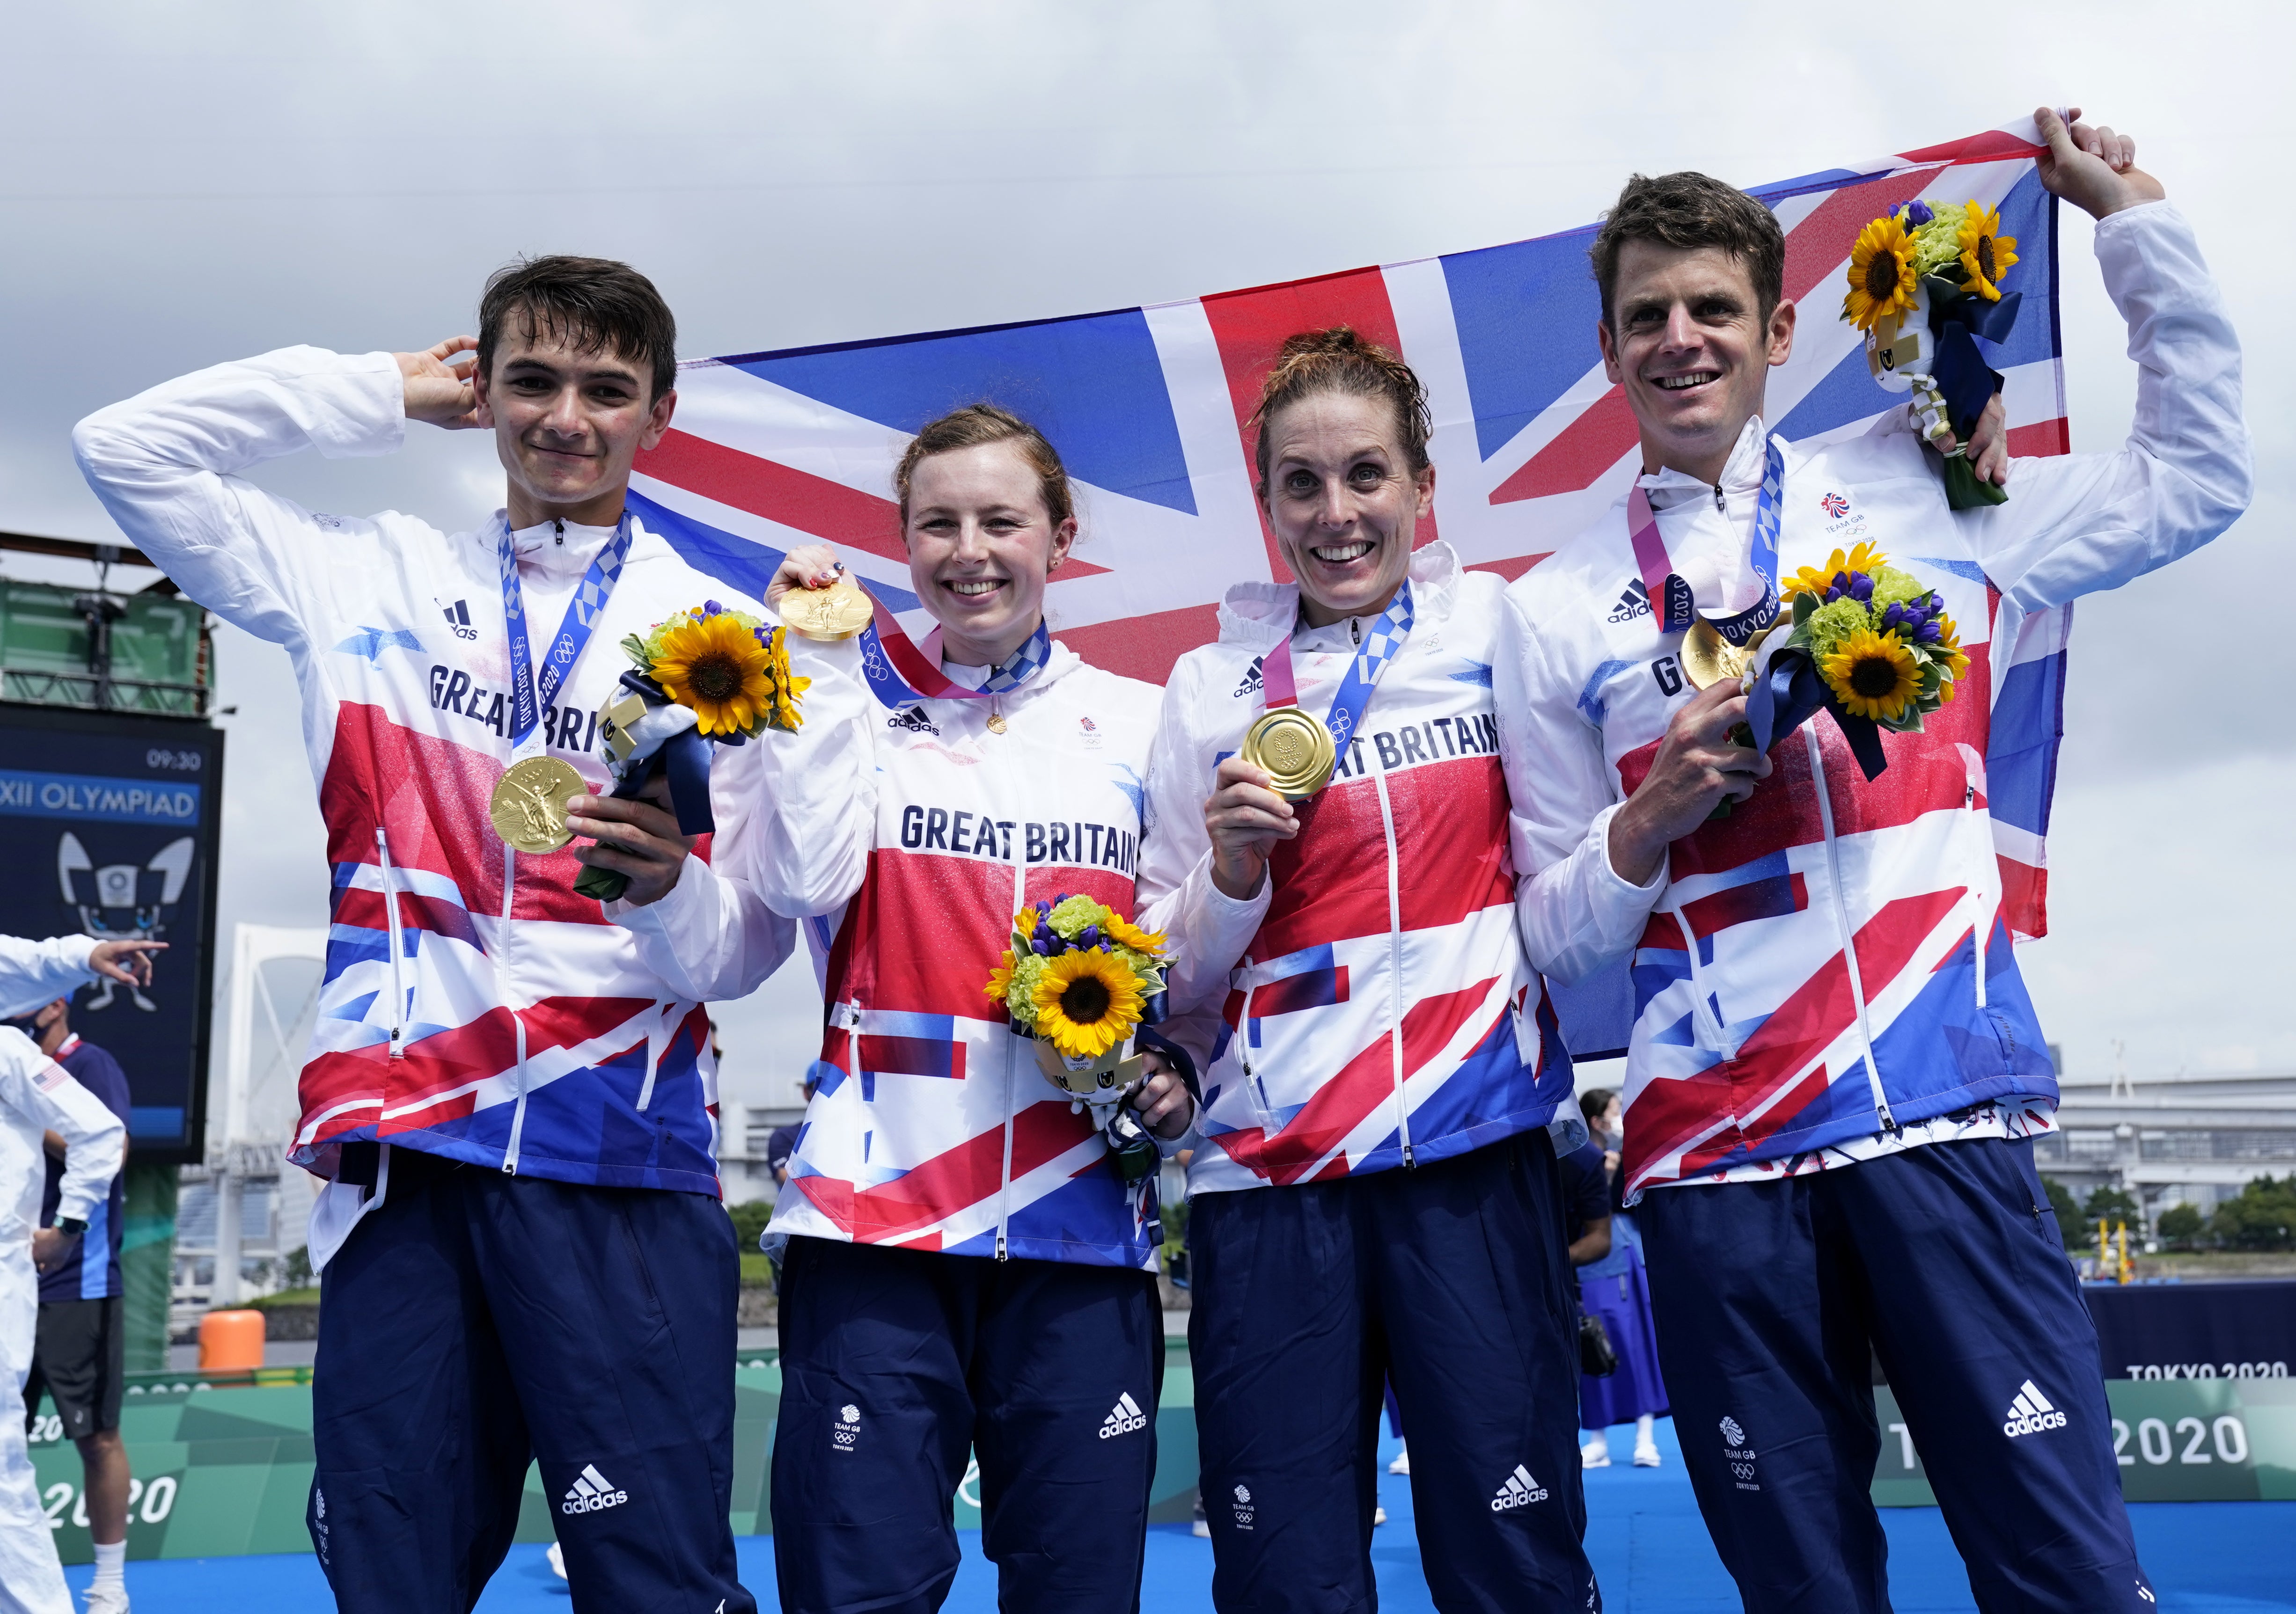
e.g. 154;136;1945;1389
1262;580;1416;748
1627;435;1784;648
852;582;1052;712
498;514;634;751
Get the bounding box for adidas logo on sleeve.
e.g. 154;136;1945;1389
2003;1379;2068;1438
1099;1392;1148;1439
561;1463;629;1515
1490;1463;1549;1511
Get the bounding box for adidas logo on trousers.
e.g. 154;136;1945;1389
1490;1464;1549;1511
561;1463;630;1514
1099;1393;1148;1439
2003;1380;2068;1438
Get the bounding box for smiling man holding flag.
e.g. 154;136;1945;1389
1494;108;2249;1611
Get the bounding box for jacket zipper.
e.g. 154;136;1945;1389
1367;738;1414;1168
499;841;529;1173
996;792;1027;1260
1803;726;1893;1130
374;828;409;1061
1966;781;1989;1010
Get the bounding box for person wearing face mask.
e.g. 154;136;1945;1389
684;404;1257;1614
0;935;149;1614
1139;329;1597;1614
73;257;792;1614
1494;110;2247;1612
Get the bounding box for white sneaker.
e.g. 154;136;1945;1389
546;1541;567;1580
1192;1496;1211;1538
1372;1504;1388;1526
1581;1442;1611;1469
1386;1445;1410;1476
1633;1443;1663;1468
81;1587;129;1614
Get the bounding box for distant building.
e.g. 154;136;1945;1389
2035;1070;2296;1224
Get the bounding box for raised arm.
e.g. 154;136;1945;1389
72;345;426;643
716;547;880;920
1964;109;2250;609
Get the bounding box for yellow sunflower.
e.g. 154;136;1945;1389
1032;948;1145;1060
762;624;808;731
1101;913;1167;956
983;950;1017;1005
1783;540;1890;601
1844;214;1920;332
1820;628;1921;721
651;612;775;736
1931;612;1970;697
1957;204;2018;302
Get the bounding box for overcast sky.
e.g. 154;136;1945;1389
3;1;2288;1130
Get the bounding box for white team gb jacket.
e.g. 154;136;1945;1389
684;626;1261;1268
1;936;126;1344
1145;541;1579;1199
1496;202;2249;1201
74;349;794;1228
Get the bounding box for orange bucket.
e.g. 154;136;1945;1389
198;1308;266;1372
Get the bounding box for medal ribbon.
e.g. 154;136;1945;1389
1628;435;1785;648
1261;580;1416;748
850;580;1051;710
497;515;635;756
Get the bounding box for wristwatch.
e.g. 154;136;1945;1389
55;1217;87;1237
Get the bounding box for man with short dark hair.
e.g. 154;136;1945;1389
1496;110;2249;1611
76;256;794;1614
16;994;134;1614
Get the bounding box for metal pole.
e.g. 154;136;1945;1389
212;1164;240;1307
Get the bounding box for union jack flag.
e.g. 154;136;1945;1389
628;119;2072;1055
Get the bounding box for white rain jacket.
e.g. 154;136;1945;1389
692;627;1259;1268
73;349;794;1246
1144;541;1579;1198
1496;202;2249;1201
1;935;125;1614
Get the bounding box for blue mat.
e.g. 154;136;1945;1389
72;1420;2295;1610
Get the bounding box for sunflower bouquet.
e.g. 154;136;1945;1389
985;894;1172;1180
1843;197;2023;511
620;601;807;738
1738;541;1970;783
572;602;810;902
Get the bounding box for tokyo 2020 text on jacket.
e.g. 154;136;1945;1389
1144;540;1579;1199
683;626;1265;1270
73;349;796;1258
1494;202;2249;1201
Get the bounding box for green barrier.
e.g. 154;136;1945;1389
31;1348;1203;1562
1871;1379;2296;1505
45;1358;2283;1562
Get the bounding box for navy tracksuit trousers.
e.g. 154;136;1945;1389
1190;1132;1599;1614
1638;1135;2155;1614
308;1146;754;1614
770;1234;1165;1614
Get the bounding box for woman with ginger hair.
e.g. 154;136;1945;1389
1140;329;1598;1611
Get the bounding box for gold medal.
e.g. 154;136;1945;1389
488;756;588;854
778;580;874;643
1240;707;1338;800
1680;621;1778;692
